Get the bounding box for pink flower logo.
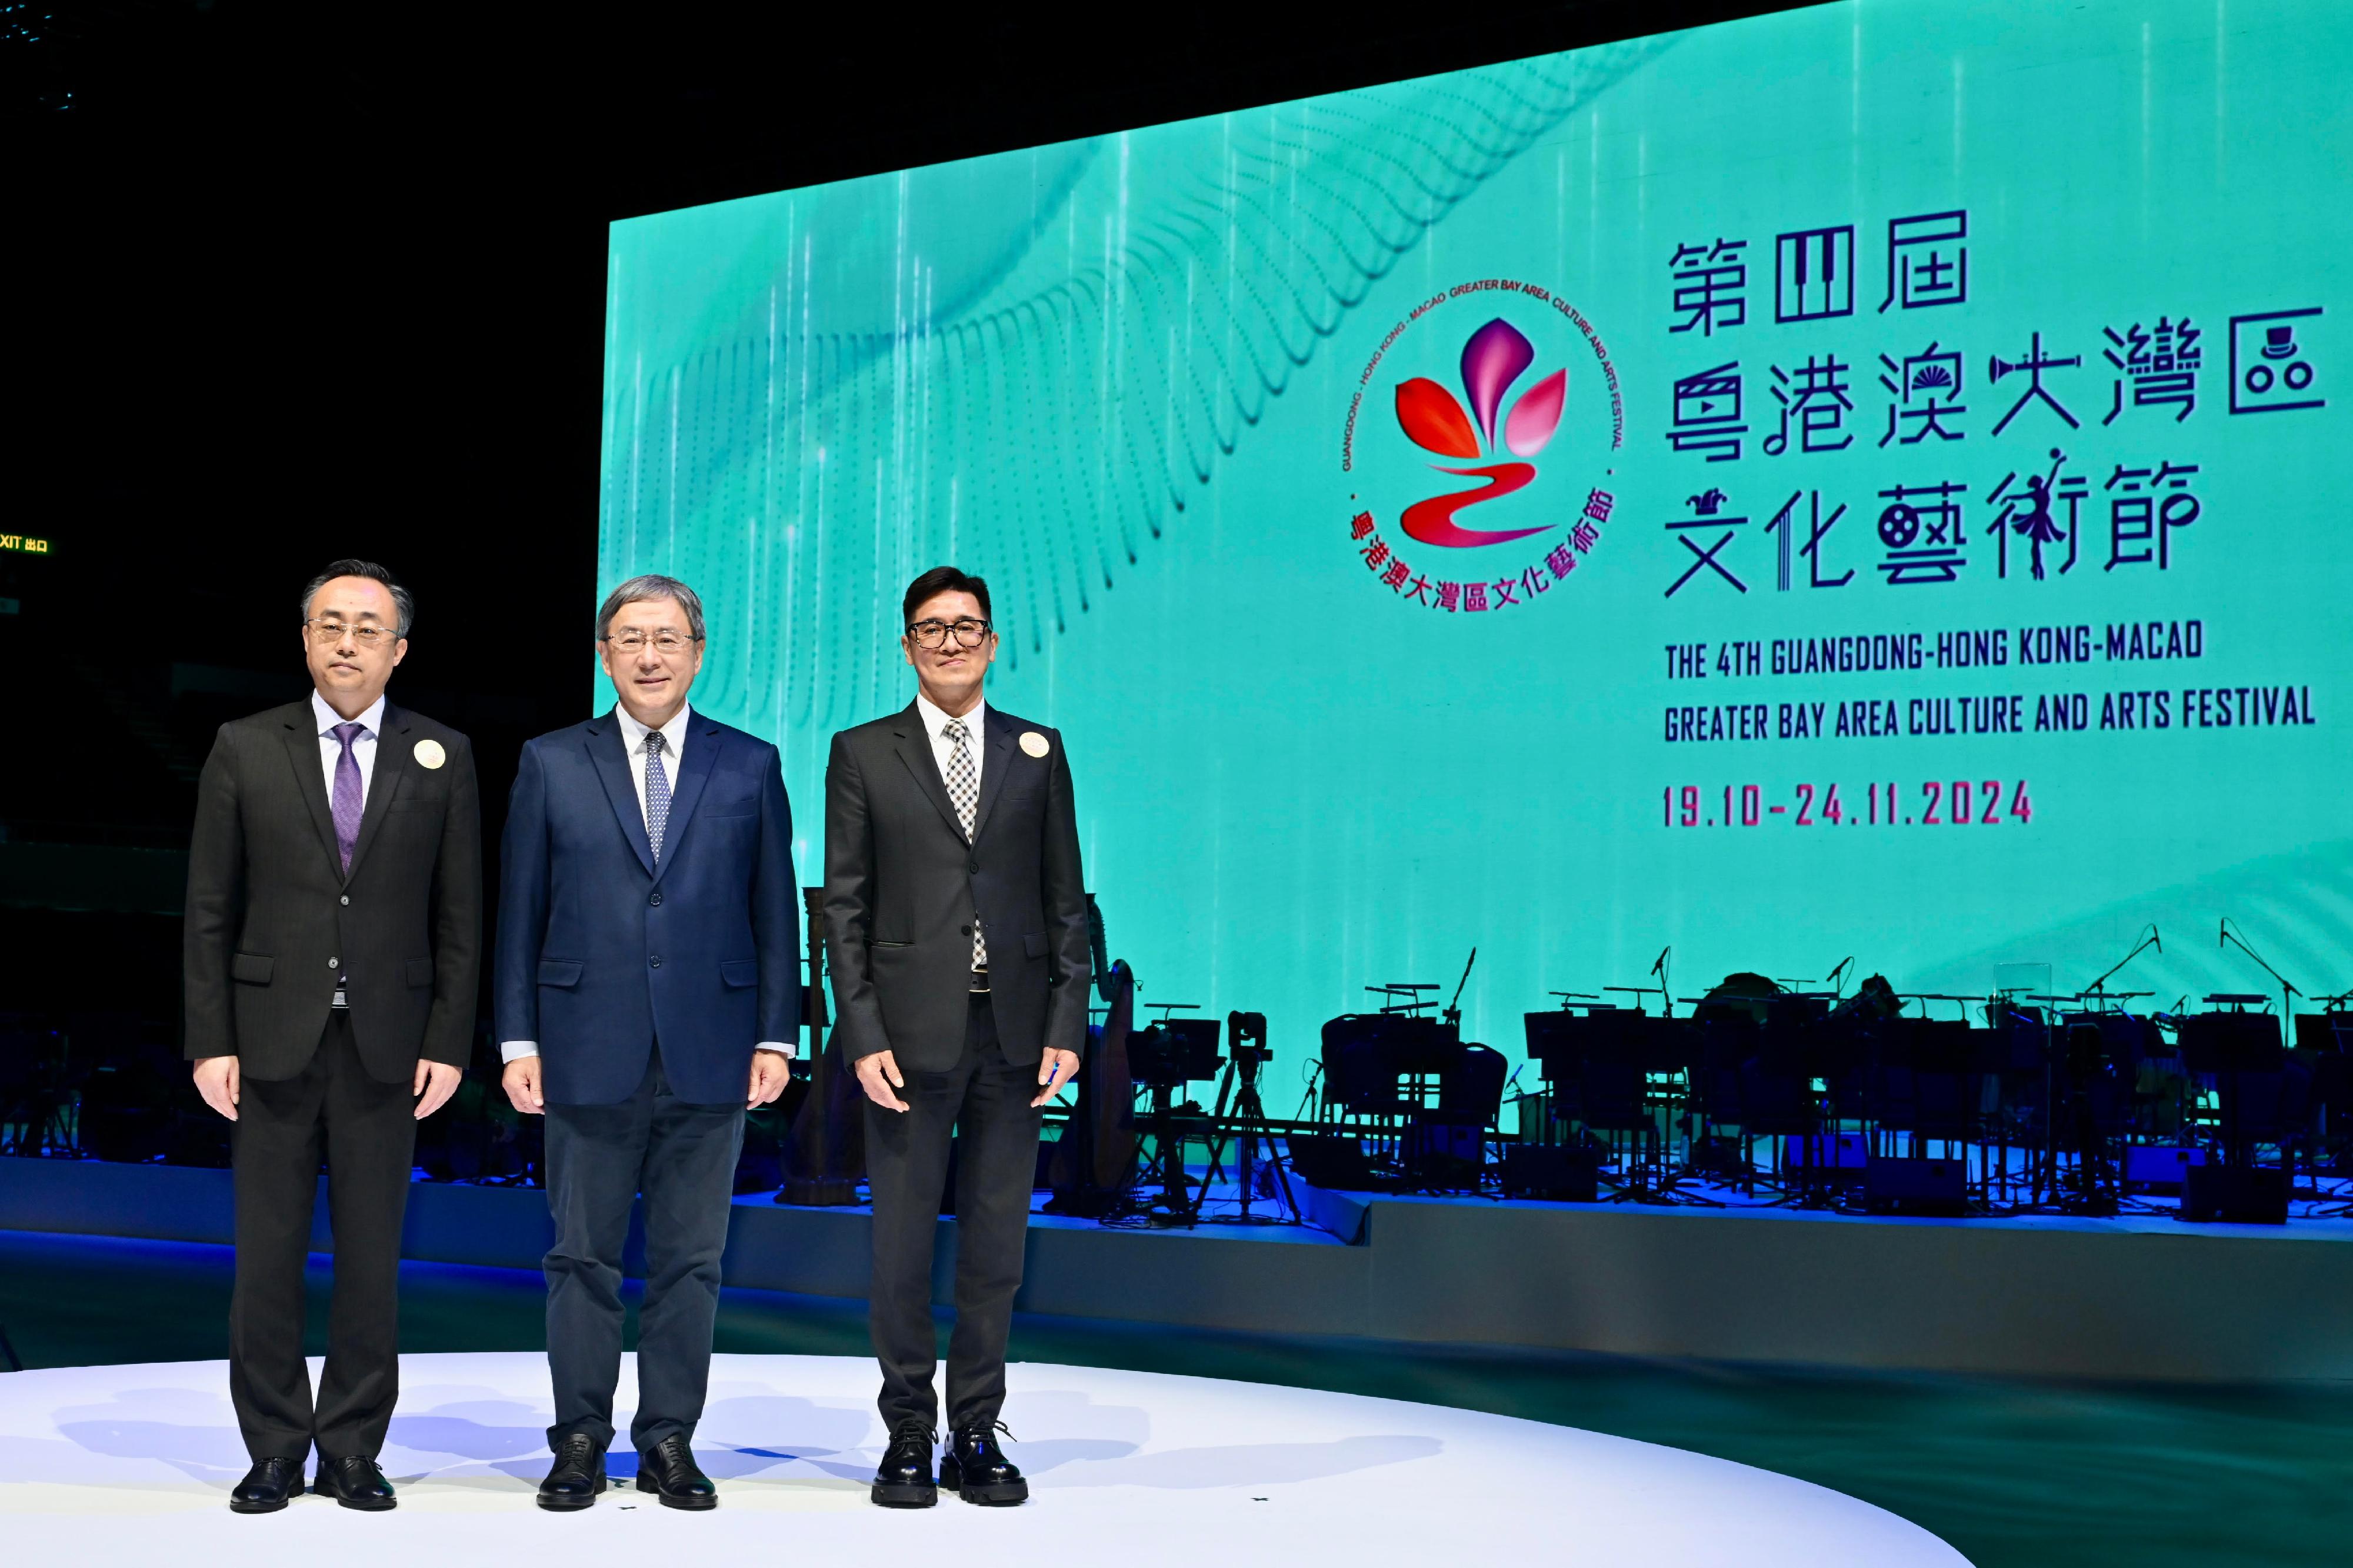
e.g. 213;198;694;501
1392;318;1566;548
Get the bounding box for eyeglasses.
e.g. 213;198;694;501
304;619;397;648
906;618;992;649
604;630;701;653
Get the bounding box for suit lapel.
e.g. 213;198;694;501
277;706;344;878
892;703;968;842
587;713;657;878
342;703;411;883
969;706;1018;844
650;715;721;886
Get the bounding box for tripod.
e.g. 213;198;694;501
1134;1081;1207;1227
1203;1011;1301;1225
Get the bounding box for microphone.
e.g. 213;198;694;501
1651;946;1670;978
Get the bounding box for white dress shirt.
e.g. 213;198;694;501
501;701;790;1066
916;692;988;968
315;690;385;1002
312;689;386;809
915;692;985;800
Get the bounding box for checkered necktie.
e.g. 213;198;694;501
643;730;672;865
944;718;986;968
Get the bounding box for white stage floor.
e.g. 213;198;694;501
0;1353;1969;1565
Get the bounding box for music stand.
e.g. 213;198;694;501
1990;963;2055;1206
1534;1009;1675;1202
1319;1009;1469;1189
1368;983;1438;1016
2298;1010;2353;1210
2178;1006;2284;1167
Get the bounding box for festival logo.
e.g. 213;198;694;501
1394;318;1564;546
1341;279;1624;613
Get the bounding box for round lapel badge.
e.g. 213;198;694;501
1019;730;1050;758
413;738;447;770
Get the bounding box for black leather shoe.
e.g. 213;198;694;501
228;1457;305;1513
940;1421;1026;1506
869;1420;938;1509
537;1433;607;1512
314;1454;397;1511
634;1434;717;1510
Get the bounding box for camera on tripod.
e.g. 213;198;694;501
1129;1012;1223;1092
1227;1011;1271;1074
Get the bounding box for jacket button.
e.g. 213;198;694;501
339;895;349;906
327;956;339;969
649;892;663;906
649;954;664;968
968;859;979;875
959;925;971;936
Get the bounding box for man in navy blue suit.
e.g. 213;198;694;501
494;574;798;1513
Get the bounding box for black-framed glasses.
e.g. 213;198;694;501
304;619;397;648
603;630;701;654
906;617;992;649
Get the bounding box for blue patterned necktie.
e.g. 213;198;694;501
331;721;366;875
644;730;671;865
944;718;986;968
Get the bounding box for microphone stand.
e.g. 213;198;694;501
2216;919;2304;1195
2050;925;2157;1215
2221;918;2302;1027
1823;957;1854;1000
2081;925;2161;1012
1442;948;1478;1032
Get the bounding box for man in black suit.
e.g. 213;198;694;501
825;566;1089;1509
184;559;481;1513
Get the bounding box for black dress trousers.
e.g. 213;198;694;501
541;1053;745;1455
864;992;1044;1432
228;1010;418;1464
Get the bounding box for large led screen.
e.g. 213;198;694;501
598;0;2349;1077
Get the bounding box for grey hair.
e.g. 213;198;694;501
597;573;707;642
301;559;415;638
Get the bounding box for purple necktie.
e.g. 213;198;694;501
332;721;366;875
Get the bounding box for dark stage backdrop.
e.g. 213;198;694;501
4;1;1821;1055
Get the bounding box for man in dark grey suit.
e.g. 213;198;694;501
184;559;481;1513
825;566;1089;1509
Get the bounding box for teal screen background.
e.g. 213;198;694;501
597;0;2349;1088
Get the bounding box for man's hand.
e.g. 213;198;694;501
748;1050;791;1109
1031;1047;1082;1109
192;1056;240;1122
413;1060;462;1120
854;1049;909;1113
501;1056;545;1115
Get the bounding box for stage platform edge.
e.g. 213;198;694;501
0;1352;1971;1566
4;1157;2349;1384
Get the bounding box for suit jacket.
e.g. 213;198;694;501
494;708;799;1106
184;699;482;1082
824;702;1089;1073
